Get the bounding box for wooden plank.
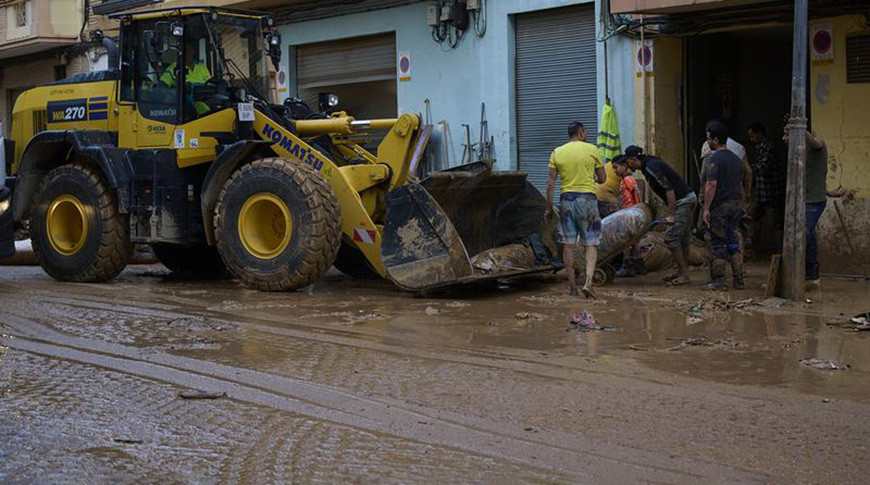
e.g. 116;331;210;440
765;254;782;299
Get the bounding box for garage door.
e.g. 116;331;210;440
295;33;397;121
515;4;598;195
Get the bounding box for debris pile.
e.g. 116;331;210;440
827;312;870;332
665;336;744;350
471;243;536;274
799;358;850;371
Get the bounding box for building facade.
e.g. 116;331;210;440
612;0;870;272
275;0;637;192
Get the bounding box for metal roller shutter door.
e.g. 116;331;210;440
515;4;598;195
295;33;397;120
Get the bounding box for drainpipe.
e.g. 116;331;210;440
779;0;808;300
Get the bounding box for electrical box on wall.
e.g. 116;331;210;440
441;3;468;30
427;3;441;27
439;4;457;22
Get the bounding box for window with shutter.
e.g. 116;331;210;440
846;34;870;84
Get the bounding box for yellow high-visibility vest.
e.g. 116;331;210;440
596;103;621;162
159;63;212;87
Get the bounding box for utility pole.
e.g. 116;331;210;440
779;0;808;300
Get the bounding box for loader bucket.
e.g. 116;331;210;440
381;162;559;291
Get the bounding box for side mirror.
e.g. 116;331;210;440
144;30;163;64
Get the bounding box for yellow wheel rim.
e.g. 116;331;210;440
46;194;88;256
238;192;293;260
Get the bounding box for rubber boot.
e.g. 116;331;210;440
702;258;728;290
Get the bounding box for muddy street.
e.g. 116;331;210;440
1;263;869;483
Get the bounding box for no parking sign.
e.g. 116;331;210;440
811;23;834;63
399;51;411;82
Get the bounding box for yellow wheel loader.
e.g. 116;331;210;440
5;6;560;292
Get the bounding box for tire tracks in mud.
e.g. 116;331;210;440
15;288;870;419
7;288;688;387
0;311;766;483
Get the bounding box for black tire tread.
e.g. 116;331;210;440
31;163;132;282
214;158;341;291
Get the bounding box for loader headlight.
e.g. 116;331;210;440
0;198;10;216
318;93;339;112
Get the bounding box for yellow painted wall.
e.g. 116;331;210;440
810;15;870;198
811;14;870;272
652;36;684;174
633;36;685;174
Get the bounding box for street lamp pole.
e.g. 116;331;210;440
779;0;809;300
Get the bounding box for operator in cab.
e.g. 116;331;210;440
159;41;214;116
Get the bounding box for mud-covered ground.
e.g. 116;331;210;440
1;261;869;483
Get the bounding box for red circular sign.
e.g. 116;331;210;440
813;30;832;54
400;56;410;73
637;45;652;67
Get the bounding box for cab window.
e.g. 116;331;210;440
119;19;181;125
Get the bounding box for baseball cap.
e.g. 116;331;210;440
625;145;644;158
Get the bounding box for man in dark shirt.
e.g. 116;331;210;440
622;145;697;285
782;123;845;290
702;121;745;290
746;122;785;256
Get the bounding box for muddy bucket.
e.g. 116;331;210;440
381;162;559;291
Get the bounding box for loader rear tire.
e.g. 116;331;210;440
30;163;132;282
153;243;225;276
214;158;341;291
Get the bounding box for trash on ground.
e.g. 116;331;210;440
826;312;870;332
514;312;545;321
568;311;617;332
424;306;442;316
685;297;756;317
112;438;144;444
177;390;228;400
799;358;850;371
686;315;704;326
666;336;744;350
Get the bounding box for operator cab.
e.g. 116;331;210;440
116;8;280;126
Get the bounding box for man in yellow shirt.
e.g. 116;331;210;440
546;121;606;298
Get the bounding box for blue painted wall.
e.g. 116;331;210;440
279;0;635;170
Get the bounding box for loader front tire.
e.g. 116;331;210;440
214;158;341;291
30;163;132;282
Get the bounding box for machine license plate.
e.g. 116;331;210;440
237;103;255;121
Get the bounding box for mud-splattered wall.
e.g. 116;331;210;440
811;15;870;276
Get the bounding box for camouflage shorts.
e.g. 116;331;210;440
558;193;601;246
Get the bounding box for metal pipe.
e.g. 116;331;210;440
294;117;354;136
350;119;398;130
295;118;398;136
779;0;809;301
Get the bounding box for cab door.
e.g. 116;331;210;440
117;19;181;149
